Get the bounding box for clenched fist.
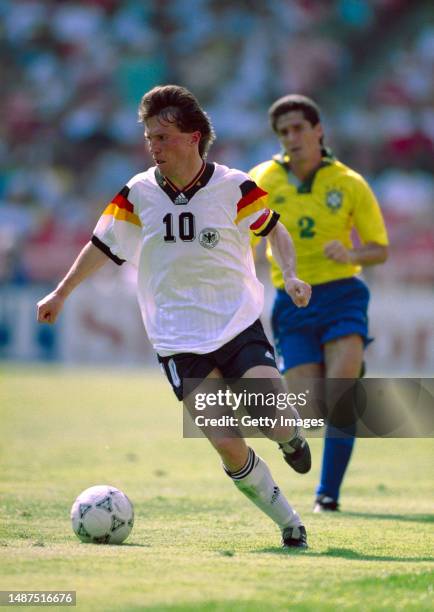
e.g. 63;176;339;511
284;277;311;308
37;291;65;324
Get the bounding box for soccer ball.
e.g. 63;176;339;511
71;485;134;544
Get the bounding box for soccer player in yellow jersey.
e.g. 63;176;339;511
250;94;389;512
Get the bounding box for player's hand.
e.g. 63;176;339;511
284;277;311;308
324;240;354;264
36;291;65;324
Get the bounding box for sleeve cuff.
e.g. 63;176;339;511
253;211;280;237
91;235;125;265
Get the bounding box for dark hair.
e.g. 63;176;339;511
268;94;321;132
269;94;329;155
138;85;216;158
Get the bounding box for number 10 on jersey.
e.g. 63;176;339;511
163;212;196;242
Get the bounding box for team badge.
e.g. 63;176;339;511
325;189;343;212
199;228;220;249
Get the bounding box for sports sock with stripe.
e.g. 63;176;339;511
224;447;302;530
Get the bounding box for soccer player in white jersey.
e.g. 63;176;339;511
37;85;312;549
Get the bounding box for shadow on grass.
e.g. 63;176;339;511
256;546;434;563
79;542;151;548
343;511;434;524
141;602;277;612
119;542;151;548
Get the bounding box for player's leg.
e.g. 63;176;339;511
313;277;371;511
237;364;307;547
324;334;364;378
272;295;334;512
241;364;312;474
313;334;363;511
186;366;250;471
272;287;324;464
284;363;323;380
216;319;312;474
157;353;249;471
222;444;307;549
183;369;306;548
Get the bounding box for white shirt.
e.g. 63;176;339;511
92;162;278;355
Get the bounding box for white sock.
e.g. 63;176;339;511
224;448;302;530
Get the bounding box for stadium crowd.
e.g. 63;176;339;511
1;0;433;285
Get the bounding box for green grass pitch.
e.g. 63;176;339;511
0;367;433;611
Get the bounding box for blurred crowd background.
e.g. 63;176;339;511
1;0;433;369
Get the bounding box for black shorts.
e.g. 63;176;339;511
158;319;277;400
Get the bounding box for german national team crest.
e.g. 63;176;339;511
199;228;220;249
325;189;343;212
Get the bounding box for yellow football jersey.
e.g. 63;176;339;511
249;155;389;287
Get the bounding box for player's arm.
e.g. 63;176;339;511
38;182;142;324
235;175;311;307
37;241;109;324
267;221;311;308
324;240;388;265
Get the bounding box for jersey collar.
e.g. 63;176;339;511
272;152;334;194
155;162;215;204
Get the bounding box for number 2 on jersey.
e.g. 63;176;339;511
163;212;196;242
298;216;316;238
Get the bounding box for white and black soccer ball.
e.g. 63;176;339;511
71;485;134;544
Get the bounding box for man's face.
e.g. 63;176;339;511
275;110;323;164
144;115;200;174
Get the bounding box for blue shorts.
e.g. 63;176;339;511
271;277;372;372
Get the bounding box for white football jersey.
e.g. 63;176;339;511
92;162;279;355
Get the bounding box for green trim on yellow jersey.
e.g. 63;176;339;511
272;151;336;194
250;156;388;288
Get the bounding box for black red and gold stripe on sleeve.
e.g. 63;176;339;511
250;209;279;236
102;186;141;226
235;180;279;236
